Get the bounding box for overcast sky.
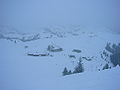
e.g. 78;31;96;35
0;0;120;32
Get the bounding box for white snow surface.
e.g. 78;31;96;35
0;26;120;90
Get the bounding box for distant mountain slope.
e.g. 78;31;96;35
0;25;119;72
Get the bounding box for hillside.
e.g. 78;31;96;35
0;26;120;90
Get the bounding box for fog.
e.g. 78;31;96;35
0;0;120;32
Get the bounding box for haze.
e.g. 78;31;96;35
0;0;120;32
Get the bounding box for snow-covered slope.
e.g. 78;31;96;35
0;25;120;90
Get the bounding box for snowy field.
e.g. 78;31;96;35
0;26;120;90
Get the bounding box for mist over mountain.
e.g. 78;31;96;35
0;0;120;32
